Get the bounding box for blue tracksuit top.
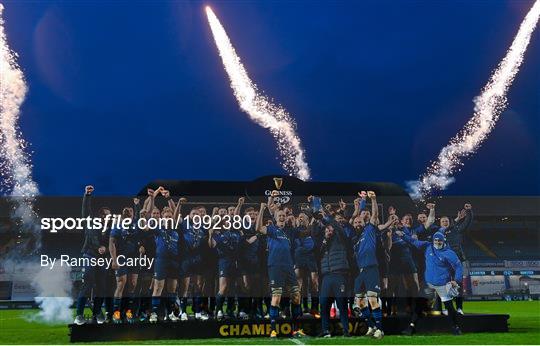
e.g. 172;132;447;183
401;234;463;286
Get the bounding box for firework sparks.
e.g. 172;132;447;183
205;6;310;180
408;0;540;200
0;3;39;226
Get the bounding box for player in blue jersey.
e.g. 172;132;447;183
135;207;156;322
144;187;181;323
195;205;215;321
387;210;421;316
411;203;436;285
235;199;262;319
351;191;396;339
293;212;320;317
414;204;436;240
109;198;142;323
178;206;209;321
209;210;243;320
256;197;305;338
396;231;464;335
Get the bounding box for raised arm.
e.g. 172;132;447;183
173;197;187;221
350;197;360;223
425;203;436;228
255;203;268;235
267;193;277;217
368;191;379;226
82;185;94;218
159;189;174;211
133;197;141;224
234;197;245;216
146;187;163;217
321;210;346;240
337;198;347;215
378;214;397;230
455;203;473;234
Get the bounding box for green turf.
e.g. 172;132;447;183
0;301;539;344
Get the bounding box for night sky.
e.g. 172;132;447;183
2;0;539;195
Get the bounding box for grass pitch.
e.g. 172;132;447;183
0;301;539;344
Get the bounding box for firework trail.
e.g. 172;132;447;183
408;0;540;200
0;4;39;224
205;6;310;180
0;4;71;323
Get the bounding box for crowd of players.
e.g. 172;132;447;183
73;185;473;338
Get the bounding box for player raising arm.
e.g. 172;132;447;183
74;186;108;325
351;191;388;339
395;230;463;336
256;203;305;338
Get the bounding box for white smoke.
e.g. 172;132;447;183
205;6;311;181
408;0;540;200
33;266;74;323
0;4;73;322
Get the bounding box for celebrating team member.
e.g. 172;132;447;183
351;191;393;339
136;208;155;322
415;204;436;240
314;196;351;338
387;211;419;315
179;206;208;321
109;199;142;323
237;200;262;319
145;187;181;323
397;231;463;335
256;201;305;338
293;212;320;317
209;213;242;320
412;204;436;285
74;185;108;325
439;203;473;314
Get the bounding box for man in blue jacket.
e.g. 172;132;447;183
395;231;463;335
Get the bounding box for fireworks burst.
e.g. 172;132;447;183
408;0;540;200
0;3;39;228
205;6;310;181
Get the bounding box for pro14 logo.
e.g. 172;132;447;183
265;190;293;204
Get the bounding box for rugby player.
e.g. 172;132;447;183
351;191;394;339
135;207;155;322
145;187;181;323
236;198;262;319
209;208;242;320
293;212;319;317
256;200;305;338
74;185;108;325
179;206;209;321
387;210;420;315
109;199;141;323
